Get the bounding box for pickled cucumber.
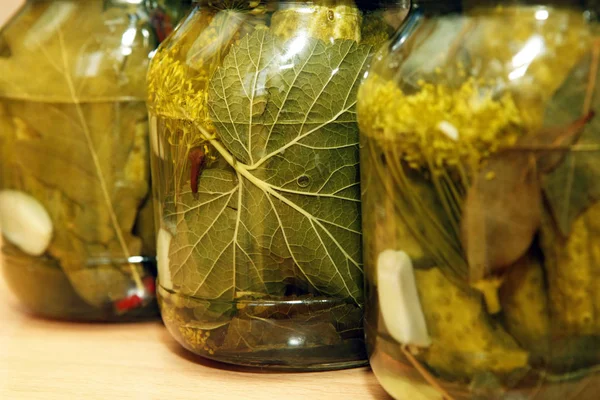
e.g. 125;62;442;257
541;203;600;336
499;253;550;363
414;267;529;380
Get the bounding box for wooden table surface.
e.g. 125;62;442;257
1;0;22;27
0;1;388;399
0;276;389;399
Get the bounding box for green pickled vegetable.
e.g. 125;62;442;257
415;267;529;380
500;253;550;363
541;204;600;337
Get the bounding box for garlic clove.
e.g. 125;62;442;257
157;228;173;290
377;249;431;348
150;114;166;160
0;190;53;257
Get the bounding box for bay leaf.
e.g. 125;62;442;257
167;30;370;305
462;112;594;283
461;151;541;282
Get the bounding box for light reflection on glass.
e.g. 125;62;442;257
512;36;544;68
509;35;544;81
535;9;549;21
120;27;137;56
288;337;304;346
295;7;315;15
508;64;529;81
280;32;309;63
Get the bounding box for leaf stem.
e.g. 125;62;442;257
472;277;504;314
56;29;144;293
379;141;468;282
583;38;600;115
231;171;243;293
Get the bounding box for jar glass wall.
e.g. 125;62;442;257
148;0;408;369
359;1;600;398
0;0;188;321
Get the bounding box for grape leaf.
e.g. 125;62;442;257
543;51;600;236
167;30;370;304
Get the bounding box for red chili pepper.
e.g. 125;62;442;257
189;147;207;194
150;9;174;43
115;294;143;313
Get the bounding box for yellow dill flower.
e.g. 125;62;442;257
358;74;524;170
147;10;227;147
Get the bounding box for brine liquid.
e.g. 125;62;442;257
366;324;600;400
158;286;366;370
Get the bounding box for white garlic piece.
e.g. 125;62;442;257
149;114;166;160
157;228;173;290
377;250;431;348
0;190;53;256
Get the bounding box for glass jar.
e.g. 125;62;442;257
359;0;600;398
0;0;188;321
148;0;408;369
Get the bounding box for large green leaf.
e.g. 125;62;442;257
167;30;370;304
543;52;600;236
